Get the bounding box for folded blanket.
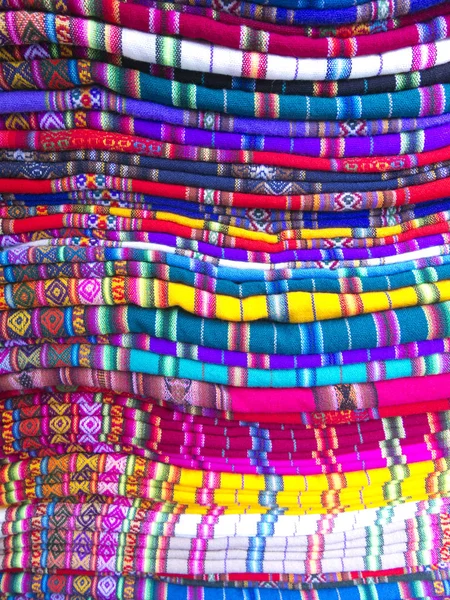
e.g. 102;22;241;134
2;387;450;473
2;251;450;294
1;0;449;57
3;11;449;80
0;572;449;599
6;129;450;175
5;160;450;196
0;515;446;574
2;60;450;120
4;110;450;158
6;205;450;247
4;87;450;137
0;452;449;517
3;43;450;97
1;298;450;353
1;492;448;539
112;0;448;27
3;366;450;416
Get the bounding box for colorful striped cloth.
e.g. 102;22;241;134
2;389;450;473
6;170;450;210
2;299;450;355
2;60;450;120
3;367;450;417
1;0;450;596
1;572;450;598
1;0;449;57
4;87;450;136
119;0;448;26
4;110;450;158
2;43;450;98
1;250;450;293
1;11;449;81
4;161;450;197
6;129;450;174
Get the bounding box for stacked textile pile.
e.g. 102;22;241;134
0;0;450;598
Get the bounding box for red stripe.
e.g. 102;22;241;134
5;2;450;58
2;170;450;211
5;129;450;174
5;212;450;252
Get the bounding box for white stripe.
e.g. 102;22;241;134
121;29;450;81
9;239;450;270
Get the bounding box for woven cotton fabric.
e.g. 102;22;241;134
2;11;450;81
0;0;450;598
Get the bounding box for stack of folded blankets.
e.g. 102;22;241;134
0;0;450;598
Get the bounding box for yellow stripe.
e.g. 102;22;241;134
9;459;448;515
26;278;450;323
104;207;427;243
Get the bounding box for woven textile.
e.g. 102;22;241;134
107;0;448;26
4;341;450;387
1;0;447;24
2;43;450;97
5;161;450;196
4;109;450;158
92;0;450;29
1;0;450;595
6;129;450;175
0;274;449;322
1;248;450;292
1;300;450;354
1;0;449;57
2;60;450;121
2;389;450;474
1;11;449;80
8;195;450;230
4;87;450;136
1;573;450;599
5;203;450;245
3;367;450;416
